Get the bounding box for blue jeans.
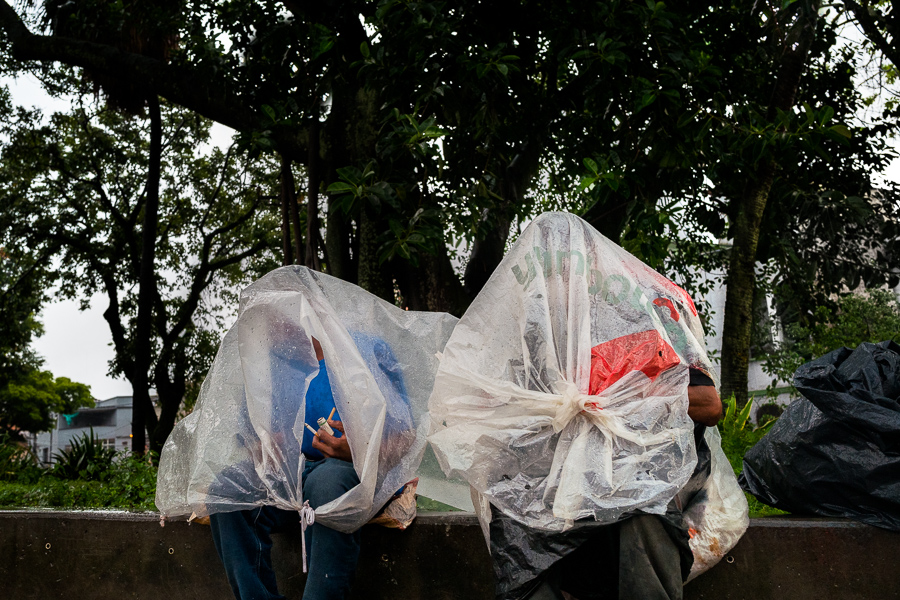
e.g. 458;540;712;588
210;458;362;600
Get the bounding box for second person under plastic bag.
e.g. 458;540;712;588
428;212;747;599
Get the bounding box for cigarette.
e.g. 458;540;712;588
304;423;319;436
327;407;336;421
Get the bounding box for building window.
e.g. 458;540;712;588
101;438;116;451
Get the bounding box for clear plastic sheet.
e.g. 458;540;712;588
683;426;749;582
428;212;717;533
155;266;458;533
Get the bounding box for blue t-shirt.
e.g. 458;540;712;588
301;360;341;460
298;339;412;464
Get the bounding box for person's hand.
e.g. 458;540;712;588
311;420;352;462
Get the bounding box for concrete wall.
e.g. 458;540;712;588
1;511;898;600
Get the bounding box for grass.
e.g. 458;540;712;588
415;495;462;512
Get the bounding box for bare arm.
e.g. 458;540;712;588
688;385;723;427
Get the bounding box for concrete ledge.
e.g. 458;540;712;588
1;510;898;599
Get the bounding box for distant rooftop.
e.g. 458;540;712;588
93;395;159;409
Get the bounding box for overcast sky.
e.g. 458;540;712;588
5;72;236;400
7;60;900;401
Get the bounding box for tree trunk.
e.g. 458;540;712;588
150;351;186;457
281;155;303;265
357;208;393;302
720;1;820;405
131;95;162;454
323;84;375;282
463;212;511;300
464;141;542;298
281;154;303;263
394;244;471;317
279;160;294;266
720;161;776;405
325;202;353;281
305;118;322;270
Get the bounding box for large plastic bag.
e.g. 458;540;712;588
740;340;900;531
682;426;749;582
156;266;458;532
428;212;716;533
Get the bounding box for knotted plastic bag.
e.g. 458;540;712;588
156;266;457;532
429;212;715;533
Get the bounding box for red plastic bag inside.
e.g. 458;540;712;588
589;330;680;395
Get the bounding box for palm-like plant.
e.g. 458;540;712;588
51;430;117;481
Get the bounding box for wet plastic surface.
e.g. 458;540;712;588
155;266;457;533
741;341;900;531
427;212;745;594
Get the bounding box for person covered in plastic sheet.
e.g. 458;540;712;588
208;330;415;600
428;212;728;600
499;327;723;600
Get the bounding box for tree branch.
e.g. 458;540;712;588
0;0;309;160
844;0;900;68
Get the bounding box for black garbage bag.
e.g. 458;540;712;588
740;340;900;530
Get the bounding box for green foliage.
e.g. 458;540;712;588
103;453;159;509
2;1;899;457
0;469;157;511
415;495;462;512
717;395;788;518
719;396;775;474
51;430;117;481
763;289;900;391
0;243;49;382
0;434;43;484
654;5;900;340
0;97;282;453
0;449;157;511
0;432;158;510
0;370;93;436
0;226;93;437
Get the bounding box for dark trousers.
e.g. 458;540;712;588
210;458;362;600
525;515;684;600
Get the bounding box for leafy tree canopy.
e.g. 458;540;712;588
0;213;93;436
0;87;282;453
0;369;92;436
0;0;899;411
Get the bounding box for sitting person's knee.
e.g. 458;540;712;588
304;459;358;508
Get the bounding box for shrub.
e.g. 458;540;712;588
0;433;43;484
0;451;158;511
51;430;116;481
106;453;158;509
719;396;776;474
717;395;787;518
